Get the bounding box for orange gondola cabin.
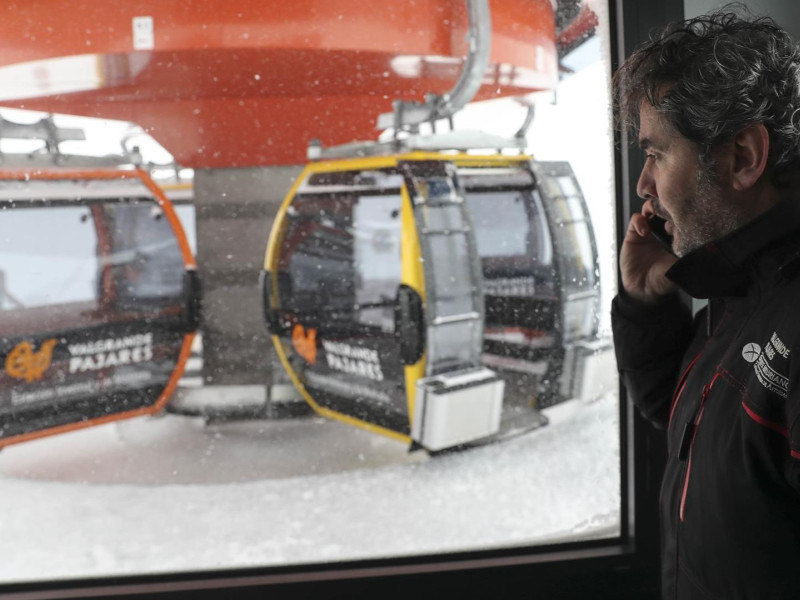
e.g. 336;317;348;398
0;168;200;447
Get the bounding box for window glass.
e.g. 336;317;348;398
553;220;596;293
0;0;620;588
106;202;185;308
352;195;403;330
478;211;527;256
469;191;542;259
0;199;185;334
279;190;403;326
467;189;556;300
0;206;97;309
428;231;475;318
427;319;481;374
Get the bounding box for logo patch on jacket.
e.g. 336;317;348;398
743;332;789;398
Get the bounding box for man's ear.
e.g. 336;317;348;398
730;124;770;191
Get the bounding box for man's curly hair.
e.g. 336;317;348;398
613;7;800;187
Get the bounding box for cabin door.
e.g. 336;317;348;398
271;173;411;435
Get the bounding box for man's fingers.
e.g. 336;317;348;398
628;212;651;239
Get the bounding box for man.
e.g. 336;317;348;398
612;9;800;600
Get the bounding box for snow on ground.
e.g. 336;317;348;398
0;391;619;584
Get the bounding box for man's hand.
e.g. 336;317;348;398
620;201;678;304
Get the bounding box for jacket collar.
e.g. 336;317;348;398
665;196;800;299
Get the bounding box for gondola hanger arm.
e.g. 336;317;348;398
375;0;491;131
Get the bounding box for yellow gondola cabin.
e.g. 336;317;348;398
262;151;602;452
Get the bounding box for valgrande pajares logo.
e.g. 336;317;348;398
5;339;58;383
291;324;317;365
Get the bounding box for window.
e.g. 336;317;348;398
0;206;97;310
0;1;662;598
106;202;185;309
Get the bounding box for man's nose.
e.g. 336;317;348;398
636;163;656;201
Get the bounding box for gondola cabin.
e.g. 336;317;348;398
0;168;201;447
262;152;601;452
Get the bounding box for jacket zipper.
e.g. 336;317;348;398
678;374;719;523
669;301;717;425
669;352;703;424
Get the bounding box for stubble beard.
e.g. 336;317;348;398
671;167;743;257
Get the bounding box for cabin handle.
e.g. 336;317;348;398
395;284;425;365
182;268;202;333
261;270;287;335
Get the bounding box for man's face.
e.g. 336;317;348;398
636;102;741;256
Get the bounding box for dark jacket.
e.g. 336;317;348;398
612;198;800;600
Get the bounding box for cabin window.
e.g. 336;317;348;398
279;190;403;329
0;205;97;311
0;199;185;333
